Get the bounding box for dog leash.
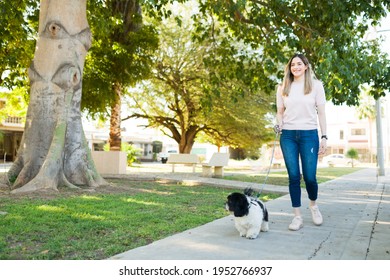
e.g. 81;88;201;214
255;127;280;198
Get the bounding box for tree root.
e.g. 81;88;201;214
11;175;59;194
61;172;81;190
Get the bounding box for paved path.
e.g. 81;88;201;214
110;167;390;260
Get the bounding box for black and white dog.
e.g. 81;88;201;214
226;188;269;239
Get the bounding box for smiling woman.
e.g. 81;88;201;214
276;53;328;230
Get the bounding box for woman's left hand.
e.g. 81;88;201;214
318;139;327;155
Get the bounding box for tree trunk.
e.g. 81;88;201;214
109;82;122;151
178;125;197;154
7;0;106;193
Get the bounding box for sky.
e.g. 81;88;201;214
378;13;390;54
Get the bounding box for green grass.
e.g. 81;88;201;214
223;167;363;186
0;180;279;260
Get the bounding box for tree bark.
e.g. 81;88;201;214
109;82;122;151
7;0;106;193
179;125;197;154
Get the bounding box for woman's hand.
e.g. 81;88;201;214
273;125;282;134
318;139;327;155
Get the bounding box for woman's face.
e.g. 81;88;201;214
290;57;308;80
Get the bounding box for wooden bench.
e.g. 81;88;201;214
272;160;282;169
202;153;229;178
167;154;199;173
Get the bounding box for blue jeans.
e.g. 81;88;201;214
280;129;319;208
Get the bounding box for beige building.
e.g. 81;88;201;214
0;99;24;162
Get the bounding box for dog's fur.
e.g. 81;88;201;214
226;188;269;239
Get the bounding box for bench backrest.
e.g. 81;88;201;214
208;153;229;166
167;153;199;164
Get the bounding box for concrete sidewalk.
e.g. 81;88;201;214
110;167;390;260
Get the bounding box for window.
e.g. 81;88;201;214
152;141;162;153
340;130;344;140
351;128;366;136
143;144;149;156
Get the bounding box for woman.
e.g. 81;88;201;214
276;53;327;231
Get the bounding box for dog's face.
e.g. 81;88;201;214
226;192;250;217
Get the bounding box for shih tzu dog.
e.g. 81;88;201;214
226;188;269;239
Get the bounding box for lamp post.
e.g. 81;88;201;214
376;27;390;175
365;25;388;176
376;98;385;176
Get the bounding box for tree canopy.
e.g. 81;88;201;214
1;1;389;103
191;0;390;105
81;0;160;151
81;0;159;117
0;0;38;89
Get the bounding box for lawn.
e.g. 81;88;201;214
0;179;279;260
223;167;363;186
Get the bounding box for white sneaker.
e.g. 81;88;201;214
288;216;303;231
310;205;323;225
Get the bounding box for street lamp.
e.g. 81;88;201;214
364;25;388;176
376;27;390;176
376;99;385;176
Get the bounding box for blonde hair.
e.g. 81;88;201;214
281;54;313;96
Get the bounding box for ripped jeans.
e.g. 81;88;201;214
280;129;319;208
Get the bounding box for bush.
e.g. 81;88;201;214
346;148;359;167
103;143;142;166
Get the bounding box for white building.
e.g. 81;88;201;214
325;97;390;165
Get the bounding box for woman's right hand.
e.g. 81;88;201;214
318;139;327;155
273;125;282;134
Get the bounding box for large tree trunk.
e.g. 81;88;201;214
7;0;106;193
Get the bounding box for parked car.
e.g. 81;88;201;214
158;150;178;164
322;154;359;167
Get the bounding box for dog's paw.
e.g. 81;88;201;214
261;222;269;232
239;232;246;237
246;234;258;239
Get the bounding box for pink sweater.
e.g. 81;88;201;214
276;79;326;130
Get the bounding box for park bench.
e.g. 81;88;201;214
201;153;229;178
167;153;199;173
272;159;282;169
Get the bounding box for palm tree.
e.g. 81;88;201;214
355;89;376;163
